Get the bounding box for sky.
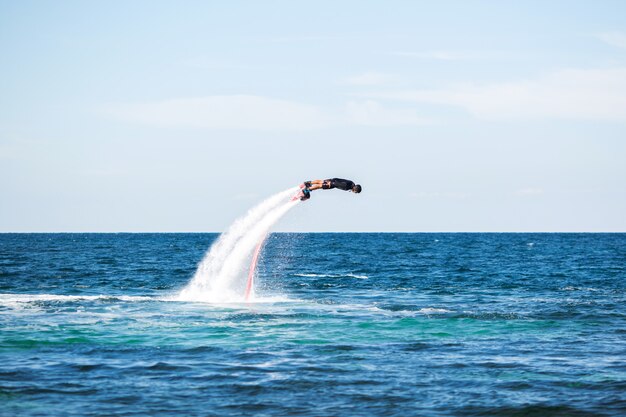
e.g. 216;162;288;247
1;0;625;232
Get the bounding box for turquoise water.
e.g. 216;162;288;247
1;233;625;416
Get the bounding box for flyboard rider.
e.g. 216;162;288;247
298;178;362;201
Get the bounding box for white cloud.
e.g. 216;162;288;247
80;168;127;177
346;100;431;126
365;68;626;121
515;187;544;196
596;31;626;49
104;95;333;131
264;35;348;43
104;95;435;130
410;191;470;199
344;72;396;86
0;137;39;160
0;143;17;160
391;50;473;61
233;192;259;200
179;58;256;71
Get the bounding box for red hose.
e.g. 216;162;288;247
245;236;266;301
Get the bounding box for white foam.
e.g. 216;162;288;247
160;292;299;305
417;307;452;314
0;293;153;308
562;286;600;292
345;274;368;279
0;293;153;302
176;187;301;303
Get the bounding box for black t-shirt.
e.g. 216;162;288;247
330;178;354;191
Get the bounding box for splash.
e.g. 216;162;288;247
177;187;301;303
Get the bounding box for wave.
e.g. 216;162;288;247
561;286;600;292
0;293;301;307
0;293;153;305
381;307;453;316
161;293;299;305
294;273;369;279
417;307;452;314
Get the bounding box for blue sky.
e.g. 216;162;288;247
1;0;625;232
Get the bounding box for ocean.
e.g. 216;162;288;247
1;232;624;416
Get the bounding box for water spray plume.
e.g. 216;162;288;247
177;187;301;303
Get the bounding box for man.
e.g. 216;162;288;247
299;178;362;201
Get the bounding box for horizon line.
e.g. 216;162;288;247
1;231;625;234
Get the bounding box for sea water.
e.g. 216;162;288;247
1;233;625;416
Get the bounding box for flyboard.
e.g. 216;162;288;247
290;183;309;202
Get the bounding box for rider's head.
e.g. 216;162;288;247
352;184;362;193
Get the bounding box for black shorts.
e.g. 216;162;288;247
325;178;354;191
